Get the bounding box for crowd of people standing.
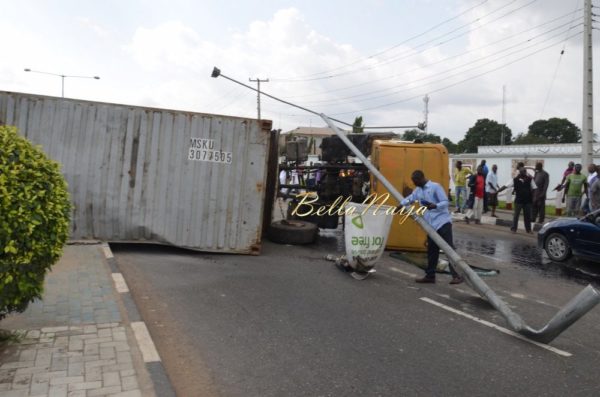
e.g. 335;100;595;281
452;159;600;233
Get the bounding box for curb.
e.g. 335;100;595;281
101;243;177;397
451;213;545;232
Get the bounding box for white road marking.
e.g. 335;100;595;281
389;267;418;278
419;297;572;357
102;245;114;259
111;273;130;293
131;321;161;362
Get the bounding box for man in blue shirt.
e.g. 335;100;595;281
400;170;463;285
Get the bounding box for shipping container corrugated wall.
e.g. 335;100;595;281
0;91;271;254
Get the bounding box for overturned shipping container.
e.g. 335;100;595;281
0;91;272;254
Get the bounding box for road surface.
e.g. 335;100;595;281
111;223;600;396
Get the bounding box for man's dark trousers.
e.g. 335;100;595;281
512;202;532;232
531;196;546;223
426;222;458;279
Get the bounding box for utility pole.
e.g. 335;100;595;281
249;77;269;120
423;94;429;132
501;85;506;146
582;0;594;167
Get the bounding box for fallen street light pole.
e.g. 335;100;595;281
211;66;600;343
320;115;600;344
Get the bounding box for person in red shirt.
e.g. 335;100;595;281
464;166;486;224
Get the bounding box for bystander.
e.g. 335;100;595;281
532;162;550;223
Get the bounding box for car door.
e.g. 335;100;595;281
574;216;600;260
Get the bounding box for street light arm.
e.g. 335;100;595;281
24;69;99;79
24;68;64;77
211;66;419;130
64;75;101;80
24;68;100;98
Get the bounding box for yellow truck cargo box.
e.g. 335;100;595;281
370;141;449;252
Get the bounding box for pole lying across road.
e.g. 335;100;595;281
211;66;600;344
320;115;599;344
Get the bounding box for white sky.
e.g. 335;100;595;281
0;0;597;143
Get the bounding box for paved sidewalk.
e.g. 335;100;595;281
451;205;558;232
0;244;159;397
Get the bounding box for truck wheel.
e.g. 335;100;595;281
267;220;318;245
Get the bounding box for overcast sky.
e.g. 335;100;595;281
0;0;596;142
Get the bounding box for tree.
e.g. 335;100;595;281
352;116;364;133
401;129;441;143
458;119;512;153
513;132;550;145
527;118;581;143
442;137;459;153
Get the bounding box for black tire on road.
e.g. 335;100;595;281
267;220;318;245
544;232;571;262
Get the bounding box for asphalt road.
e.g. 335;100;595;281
111;223;600;397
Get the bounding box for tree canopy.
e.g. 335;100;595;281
458;118;512;153
401;129;441;143
526;118;580;143
442;137;459;153
512;132;550;145
352;116;364;133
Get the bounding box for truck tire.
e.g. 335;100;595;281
267;220;318;245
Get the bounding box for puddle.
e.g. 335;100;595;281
315;226;600;285
454;230;600;286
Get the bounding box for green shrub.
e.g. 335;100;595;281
0;126;71;320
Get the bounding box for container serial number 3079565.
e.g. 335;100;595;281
188;138;232;164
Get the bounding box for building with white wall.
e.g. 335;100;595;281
449;143;600;208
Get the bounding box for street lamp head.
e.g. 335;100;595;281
211;67;221;78
24;68;31;72
93;76;100;80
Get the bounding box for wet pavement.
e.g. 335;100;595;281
453;226;600;287
318;221;600;287
111;228;600;396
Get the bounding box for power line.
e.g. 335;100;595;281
211;67;422;129
540;0;582;118
211;84;245;112
270;0;491;81
278;9;581;100
217;86;253;113
273;0;536;82
326;30;582;116
297;22;582;108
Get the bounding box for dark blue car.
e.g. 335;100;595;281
537;209;600;262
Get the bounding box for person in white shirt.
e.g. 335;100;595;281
485;164;499;217
584;163;598;214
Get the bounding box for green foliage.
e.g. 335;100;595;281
0;126;71;320
441;137;459;153
458;119;512;153
352;116;364;133
401;129;442;143
527;118;581;143
0;329;24;346
513;132;550;145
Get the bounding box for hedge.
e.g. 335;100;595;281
0;126;71;320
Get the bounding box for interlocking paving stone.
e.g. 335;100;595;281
0;246;150;397
1;325;142;397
